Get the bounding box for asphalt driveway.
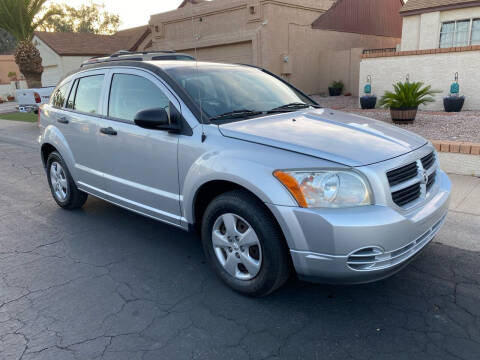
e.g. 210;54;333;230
0;120;479;360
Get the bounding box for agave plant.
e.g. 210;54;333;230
0;0;59;87
379;81;439;109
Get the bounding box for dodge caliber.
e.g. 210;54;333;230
39;56;451;296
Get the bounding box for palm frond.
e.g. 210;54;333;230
379;81;440;109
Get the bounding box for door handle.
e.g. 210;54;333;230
57;117;69;124
100;127;117;136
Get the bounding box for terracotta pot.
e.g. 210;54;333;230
390;107;418;123
443;96;465;112
7;96;14;101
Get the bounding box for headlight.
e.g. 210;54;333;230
273;170;372;208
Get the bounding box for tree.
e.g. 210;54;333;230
38;2;120;35
0;28;16;54
0;0;59;87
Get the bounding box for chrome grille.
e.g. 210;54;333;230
391;183;421;207
386;151;437;208
426;170;436;191
421;152;435;170
386;162;418;186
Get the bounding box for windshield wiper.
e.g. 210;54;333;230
209;109;263;122
267;102;320;113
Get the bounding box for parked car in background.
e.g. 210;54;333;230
16;86;54;113
38;53;451;296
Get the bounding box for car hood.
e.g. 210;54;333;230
218;108;427;167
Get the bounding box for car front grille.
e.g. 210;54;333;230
386;152;437;208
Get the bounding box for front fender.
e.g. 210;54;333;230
40;124;77;179
181;148;298;224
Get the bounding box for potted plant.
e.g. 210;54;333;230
7;94;15;101
444;96;465;112
328;80;344;96
7;71;17;81
379;81;439;123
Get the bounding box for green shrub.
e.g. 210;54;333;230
330;80;344;89
379;81;439;109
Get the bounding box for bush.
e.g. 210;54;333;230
330;80;344;89
379;81;439;109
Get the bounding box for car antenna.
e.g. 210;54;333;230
191;10;206;143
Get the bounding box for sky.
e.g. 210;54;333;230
46;0;184;30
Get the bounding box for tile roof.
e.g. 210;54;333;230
400;0;480;14
34;25;150;56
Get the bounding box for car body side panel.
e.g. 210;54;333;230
178;125;344;227
40;122;77;179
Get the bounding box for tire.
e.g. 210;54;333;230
201;190;290;296
46;151;88;210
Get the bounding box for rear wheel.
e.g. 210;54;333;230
46;152;87;209
201;190;290;296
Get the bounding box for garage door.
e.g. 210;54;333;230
182;41;253;65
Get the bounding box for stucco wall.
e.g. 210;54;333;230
0;55;21;85
359;50;480;110
34;36;90;87
150;0;400;96
0;81;27;100
287;27;399;95
401;6;480;51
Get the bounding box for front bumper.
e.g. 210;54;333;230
267;169;451;284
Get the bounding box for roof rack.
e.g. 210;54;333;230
81;50;195;67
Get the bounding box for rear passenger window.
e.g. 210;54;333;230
108;74;170;122
72;75;104;114
50;82;69;108
66;79;78;110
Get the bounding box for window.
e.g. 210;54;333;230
165;65;314;120
440;19;480;48
108;74;170;122
50;82;69;108
71;75;104;114
472;19;480;45
66;79;78;110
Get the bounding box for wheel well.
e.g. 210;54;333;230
41;143;57;168
193;180;245;229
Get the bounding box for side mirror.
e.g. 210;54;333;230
134;107;180;132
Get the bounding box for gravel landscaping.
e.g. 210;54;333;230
312;95;480;143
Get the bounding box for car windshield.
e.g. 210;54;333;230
164;65;316;121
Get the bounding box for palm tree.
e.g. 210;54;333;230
0;0;59;87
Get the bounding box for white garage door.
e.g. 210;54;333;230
182;41;253;65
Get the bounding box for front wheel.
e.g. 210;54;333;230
201;190;290;296
46;151;88;210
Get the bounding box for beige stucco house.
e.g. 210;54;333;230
34;26;152;87
360;0;480;110
149;0;403;96
0;54;27;100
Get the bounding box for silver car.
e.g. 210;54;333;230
39;58;451;296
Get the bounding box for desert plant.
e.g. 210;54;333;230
0;0;60;88
379;81;439;109
330;80;344;89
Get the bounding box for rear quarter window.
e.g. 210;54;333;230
50;82;70;108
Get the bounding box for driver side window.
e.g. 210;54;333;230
108;73;170;122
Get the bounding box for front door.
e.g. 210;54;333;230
96;69;182;225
